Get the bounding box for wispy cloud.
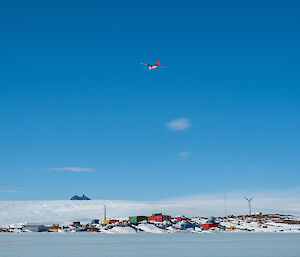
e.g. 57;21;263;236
178;151;191;159
48;167;94;173
166;118;191;131
0;190;23;193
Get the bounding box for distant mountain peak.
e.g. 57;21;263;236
70;194;91;200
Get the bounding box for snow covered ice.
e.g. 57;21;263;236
1;233;300;257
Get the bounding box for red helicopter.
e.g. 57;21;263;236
140;60;166;70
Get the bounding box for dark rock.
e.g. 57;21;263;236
70;194;91;200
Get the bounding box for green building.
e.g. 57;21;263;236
129;216;148;223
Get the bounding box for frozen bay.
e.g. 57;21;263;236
1;233;300;257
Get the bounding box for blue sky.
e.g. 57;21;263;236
0;0;299;200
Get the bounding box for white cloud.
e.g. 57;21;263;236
166;118;191;131
178;151;191;158
48;167;94;173
1;188;300;226
163;188;300;216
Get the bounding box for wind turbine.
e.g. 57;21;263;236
244;197;254;215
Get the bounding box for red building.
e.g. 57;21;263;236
148;213;171;222
202;223;219;230
176;216;188;222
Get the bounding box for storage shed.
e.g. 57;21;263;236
202;223;219;229
73;221;81;227
148;213;171;222
103;219;119;225
129;216;148;223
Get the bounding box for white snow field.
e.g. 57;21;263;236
137;223;167;233
101;226;137;234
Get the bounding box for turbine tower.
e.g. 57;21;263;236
104;204;107;221
244;197;254;215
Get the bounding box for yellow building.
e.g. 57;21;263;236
103;219;119;225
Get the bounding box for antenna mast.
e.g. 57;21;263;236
244;197;254;215
224;192;227;217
